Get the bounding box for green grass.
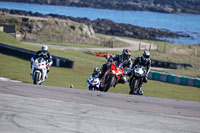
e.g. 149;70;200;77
96;33;129;48
0;53;199;101
0;31;21;45
0;32;200;101
25;40;110;48
119;36;200;77
0;52;199;102
24;33;129;49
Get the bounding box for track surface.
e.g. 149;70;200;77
0;80;200;133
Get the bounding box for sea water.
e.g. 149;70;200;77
0;1;199;44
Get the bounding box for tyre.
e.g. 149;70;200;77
89;86;95;91
110;76;116;87
33;72;40;85
99;87;104;92
104;75;115;92
129;78;138;94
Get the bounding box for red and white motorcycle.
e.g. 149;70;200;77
101;62;124;92
31;57;48;85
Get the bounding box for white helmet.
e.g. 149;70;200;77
94;67;100;74
42;45;48;54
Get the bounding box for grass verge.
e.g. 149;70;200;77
0;52;199;102
0;32;200;101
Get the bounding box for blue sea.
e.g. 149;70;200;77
0;1;200;44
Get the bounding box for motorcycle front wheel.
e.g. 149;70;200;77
33;72;40;85
89;86;95;91
104;75;116;92
129;78;138;94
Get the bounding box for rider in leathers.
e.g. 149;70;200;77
130;51;151;95
100;49;132;86
31;45;53;78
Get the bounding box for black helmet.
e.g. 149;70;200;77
142;51;150;64
143;51;150;59
122;49;131;59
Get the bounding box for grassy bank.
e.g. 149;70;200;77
0;52;199;102
0;32;200;101
121;37;200;78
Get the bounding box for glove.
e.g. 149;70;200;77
106;61;112;68
126;68;132;73
123;70;128;75
108;57;113;62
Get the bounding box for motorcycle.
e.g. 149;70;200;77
87;75;101;91
129;65;146;95
101;62;124;92
31;57;48;85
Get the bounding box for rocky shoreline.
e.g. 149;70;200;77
0;0;200;14
0;8;190;41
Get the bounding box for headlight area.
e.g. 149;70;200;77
111;70;116;75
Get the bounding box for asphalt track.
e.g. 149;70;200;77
0;80;200;133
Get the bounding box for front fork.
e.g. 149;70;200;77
32;69;46;81
102;71;118;87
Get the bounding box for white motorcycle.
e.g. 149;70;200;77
31;57;48;85
87;75;101;91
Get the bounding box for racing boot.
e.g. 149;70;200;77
137;89;144;95
45;69;50;79
45;74;48;79
129;90;134;95
136;80;144;95
132;89;143;95
113;83;117;88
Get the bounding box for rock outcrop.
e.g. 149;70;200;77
0;9;190;42
0;0;200;14
0;11;97;44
